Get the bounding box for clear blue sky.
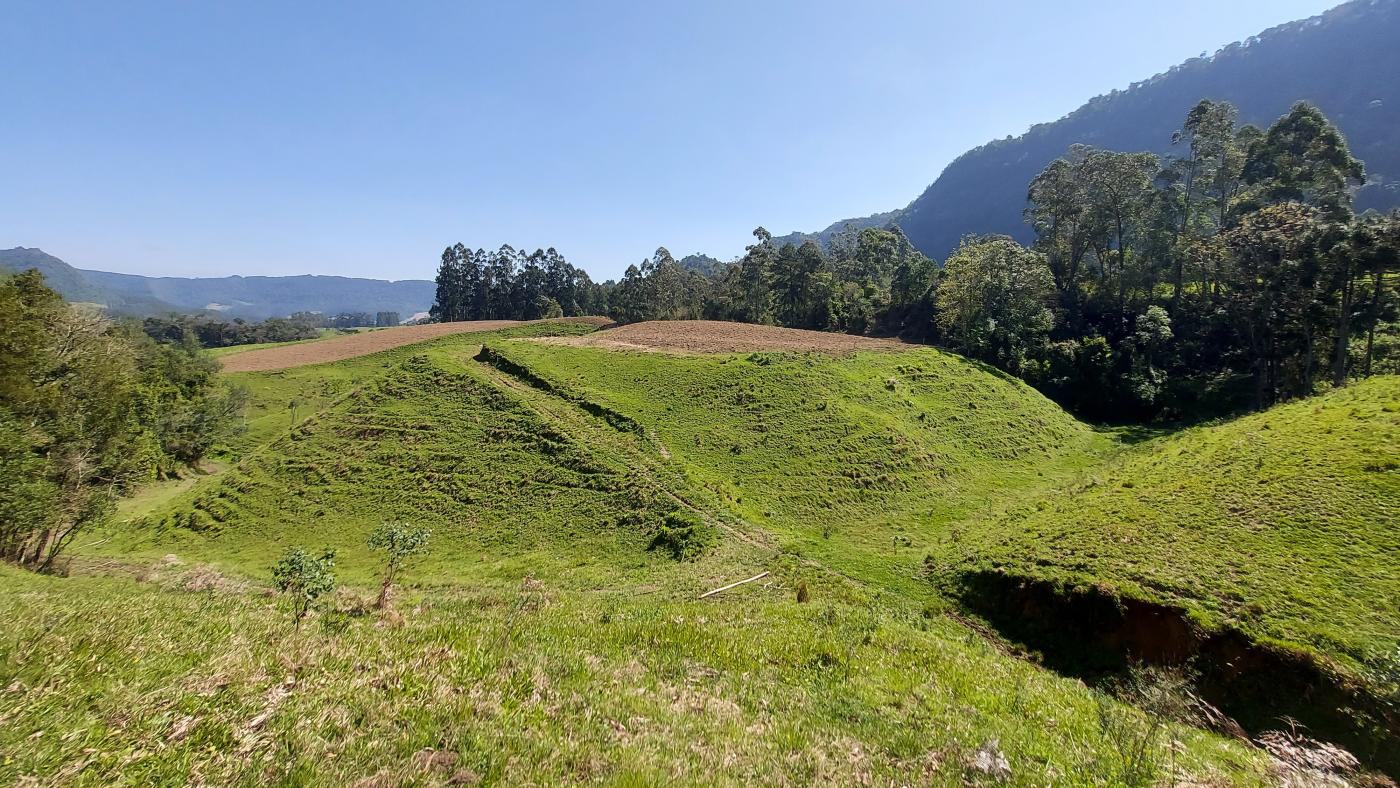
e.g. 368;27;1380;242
2;0;1340;282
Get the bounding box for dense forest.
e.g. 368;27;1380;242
428;245;611;321
0;272;244;569
433;100;1399;421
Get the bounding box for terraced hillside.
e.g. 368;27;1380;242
123;355;699;584
489;337;1107;591
932;377;1400;767
6;320;1391;783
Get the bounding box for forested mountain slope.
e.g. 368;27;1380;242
0;247;179;314
797;0;1400;259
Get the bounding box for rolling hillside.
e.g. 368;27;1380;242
492;331;1106;590
4;320;1393;782
933;377;1400;766
36;320;1275;784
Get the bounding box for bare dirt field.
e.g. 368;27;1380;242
220;317;610;372
530;320;910;355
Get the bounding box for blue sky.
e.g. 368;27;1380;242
2;0;1340;281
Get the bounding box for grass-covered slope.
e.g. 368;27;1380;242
19;324;1394;782
110;352;699;587
0;563;1271;786
215;320;599;459
4;327;1282;784
488;341;1108;591
938;376;1400;683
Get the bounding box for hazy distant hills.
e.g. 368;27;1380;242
785;0;1400;259
0;247;435;320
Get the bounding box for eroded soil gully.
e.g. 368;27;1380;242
957;569;1398;776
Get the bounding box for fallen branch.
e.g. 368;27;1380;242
698;571;770;599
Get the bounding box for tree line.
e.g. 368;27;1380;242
1;271;245;570
141;313;323;348
139;310;406;350
429;244;608;322
432;100;1397;421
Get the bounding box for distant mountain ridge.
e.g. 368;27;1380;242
773;210;904;250
787;0;1400;259
0;247;435;319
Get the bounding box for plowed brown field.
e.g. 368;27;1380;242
530;320;908;354
219;317;610;372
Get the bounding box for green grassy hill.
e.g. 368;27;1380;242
4;323;1275;784
931;376;1400;764
6;322;1394;783
937;376;1399;676
486;341;1108;592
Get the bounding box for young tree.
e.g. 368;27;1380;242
0;411;59;563
367;523;431;608
128;330;247;475
272;547;337;626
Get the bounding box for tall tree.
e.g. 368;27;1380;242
1027;148;1095;323
936;236;1056;376
1218;203;1326;406
428;245;461;322
1241;102;1365;221
771;241;833;330
1165;99;1243;302
486;245;518;319
733;228;776;324
1080;148;1160;309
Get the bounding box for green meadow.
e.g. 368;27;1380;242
3;320;1394;784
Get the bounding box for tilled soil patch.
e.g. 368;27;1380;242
529;320;909;354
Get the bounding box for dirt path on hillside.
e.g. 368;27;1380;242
530;320;910;354
220;317;610;372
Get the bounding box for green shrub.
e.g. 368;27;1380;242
647;511;713;561
271;547;337;626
